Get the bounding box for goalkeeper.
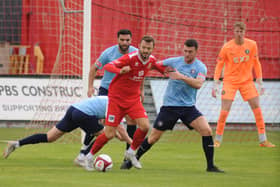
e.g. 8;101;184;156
3;96;132;161
212;22;275;148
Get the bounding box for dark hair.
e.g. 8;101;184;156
141;35;155;46
117;29;132;37
184;39;198;50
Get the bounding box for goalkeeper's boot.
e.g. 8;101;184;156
74;153;86;167
3;141;17;159
84;156;95;171
259;140;276;148
125;151;142;169
214;140;221;148
207;165;225;173
120;159;133;170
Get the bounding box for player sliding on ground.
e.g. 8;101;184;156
3;96;132;163
212;22;275;148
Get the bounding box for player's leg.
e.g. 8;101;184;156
189;115;224;173
3;126;64;159
3;107;80;159
124;117;149;169
74;116;104;167
215;82;237;147
120;115;137;169
240;82;275;147
122;106;179;169
84;99;122;171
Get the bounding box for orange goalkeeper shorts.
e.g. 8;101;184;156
221;81;259;101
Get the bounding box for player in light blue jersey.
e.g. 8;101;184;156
122;39;224;173
3;96;132;165
86;29;139;169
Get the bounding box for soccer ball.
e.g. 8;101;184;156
94;154;113;172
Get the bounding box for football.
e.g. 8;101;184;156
94;154;113;172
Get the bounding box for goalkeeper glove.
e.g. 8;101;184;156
256;78;264;95
212;80;221;98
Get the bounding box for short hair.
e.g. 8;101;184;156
234;21;246;30
184;39;198;50
117;29;132;37
140;35;155;47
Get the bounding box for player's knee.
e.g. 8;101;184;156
200;127;212;136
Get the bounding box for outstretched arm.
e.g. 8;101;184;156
116;125;132;145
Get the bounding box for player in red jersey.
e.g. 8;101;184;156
83;36;166;171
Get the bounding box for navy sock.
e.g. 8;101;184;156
202;136;214;169
136;138;152;160
19;134;48;146
80;138;96;155
126;125;137;150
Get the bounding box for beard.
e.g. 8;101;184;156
119;44;129;53
140;52;150;61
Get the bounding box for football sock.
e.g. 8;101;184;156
126;125;137;150
216;110;229;136
90;133;109;155
130;128;148;150
81;138;96;155
253;107;266;134
136;138;152;160
19;134;48;146
202;136;214;169
83;133;95;145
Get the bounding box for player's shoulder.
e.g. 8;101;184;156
103;45;118;54
127;50;138;58
244;38;257;47
223;39;235;48
149;54;157;62
164;56;183;63
129;45;138;52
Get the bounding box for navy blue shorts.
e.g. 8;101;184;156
98;87;108;96
153;106;202;131
56;106;104;134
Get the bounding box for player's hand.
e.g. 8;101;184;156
140;90;145;103
256;78;264;95
120;66;131;74
212;80;221;98
168;70;183;80
87;86;95;97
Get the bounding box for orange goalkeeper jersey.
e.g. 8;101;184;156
214;38;262;84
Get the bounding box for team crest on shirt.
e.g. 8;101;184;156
221;90;226;95
245;49;250;54
108;115;115;122
135;62;139;66
191;69;196;74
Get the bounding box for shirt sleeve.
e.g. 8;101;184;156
152;60;167;74
214;45;226;81
197;64;207;81
95;50;109;69
103;54;130;74
252;42;262;79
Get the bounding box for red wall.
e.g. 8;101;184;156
21;0;280;78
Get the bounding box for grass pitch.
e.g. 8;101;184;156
0;128;279;187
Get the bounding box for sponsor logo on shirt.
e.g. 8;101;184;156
108;114;115;123
191;69;196;74
245;49;250;54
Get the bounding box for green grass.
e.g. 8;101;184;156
0;128;279;187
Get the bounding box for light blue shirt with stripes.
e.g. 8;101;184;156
162;57;207;106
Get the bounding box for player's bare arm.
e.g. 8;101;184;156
169;70;204;89
88;63;99;97
116;125;133;144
